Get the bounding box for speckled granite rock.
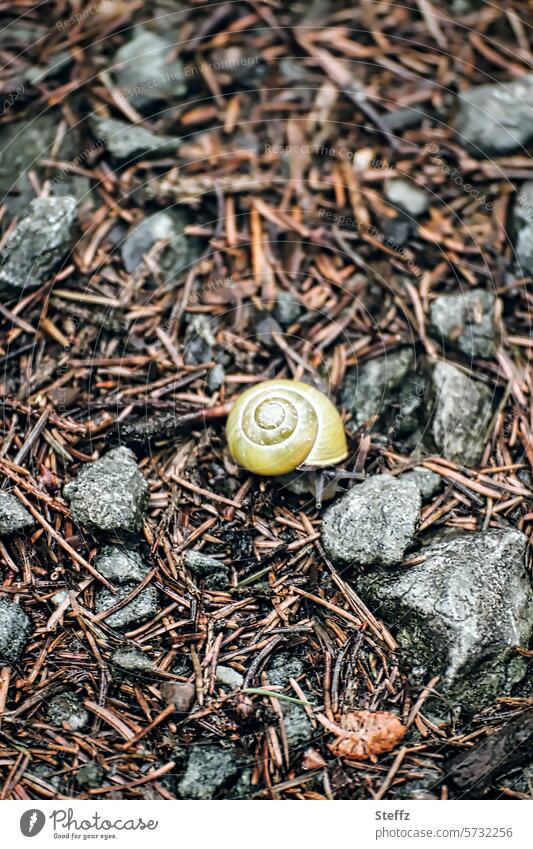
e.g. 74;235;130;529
94;546;149;584
63;447;148;533
110;645;154;676
399;467;442;500
340;347;416;430
322;474;421;566
95;584;158;630
0;598;32;662
427;361;493;466
456;74;533;155
46;691;88;731
183;550;230;589
512;181;533;276
0;196;76;293
358;529;533;712
0;492;33;535
177;743;251;800
92;116;178;160
430;290;498;358
384;178;430;217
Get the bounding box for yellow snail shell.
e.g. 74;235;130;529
226;379;348;475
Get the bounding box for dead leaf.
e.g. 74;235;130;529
318;710;406;761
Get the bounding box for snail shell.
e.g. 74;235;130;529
226;379;348;475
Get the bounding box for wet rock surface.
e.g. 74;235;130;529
177;743;251;799
121;209;200;277
0;196;77;293
110;645;154;677
0;598;32;662
322;474;421;566
47;692;88;731
215;665;244;688
512;180;533;275
183;550;230;589
92;116;178;160
341;347;416;431
430;289;498;358
95;546;149;584
0;492;33;534
357;529;533;712
456;74;533;155
384;178;430;217
427;361;493;465
95;584;159;630
399;467;442;500
113;27;186;109
0;113;75;202
63;447;148;533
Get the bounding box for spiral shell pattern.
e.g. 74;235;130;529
226;379;348;475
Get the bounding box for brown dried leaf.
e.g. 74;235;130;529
318;710;406;761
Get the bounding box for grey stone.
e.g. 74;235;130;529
282;702;314;749
512;181;533;275
0;598;32;662
0;492;33;535
430;290;498;358
122;209;199;277
184;315;216;365
399;467;442;500
341;347;416;430
0;196;77;293
177;743;250;800
47;692;88;731
382;106;427;132
110;645;153;676
0;113;76;200
63;447;148;533
385;178;431;217
75;762;104;789
266;653;304;688
183;550;229;590
322;474;421;566
95;546;149;584
357;528;533;712
456;74;533;155
95;584;159;630
206;364;225;393
215;665;244;688
273;292;302;327
92;116;178;161
114;27;186;109
427;361;493;466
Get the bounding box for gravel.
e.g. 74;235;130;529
63;447;149;533
358;528;533;713
0;492;33;535
0;598;32;663
430;289;498;358
322;474;421;566
0;196;77;293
